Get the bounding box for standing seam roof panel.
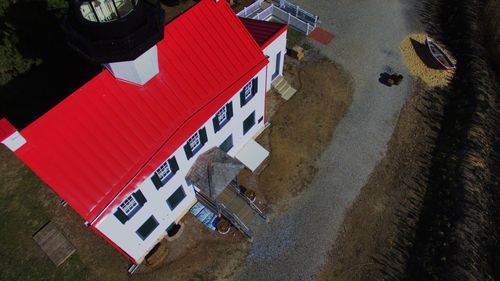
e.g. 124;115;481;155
16;0;268;222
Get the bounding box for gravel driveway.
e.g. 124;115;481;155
232;1;423;280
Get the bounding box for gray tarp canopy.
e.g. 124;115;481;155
186;147;245;198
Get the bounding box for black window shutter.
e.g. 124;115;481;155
114;209;128;224
226;102;233;120
168;157;179;174
151;173;163;189
240;89;246;107
252;77;258;95
199;127;208;145
184;143;193;160
133;190;147;206
212;116;221;133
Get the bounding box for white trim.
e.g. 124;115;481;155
155;161;172;181
244;82;253;100
217;106;228;124
120;195;139;216
187;131;201;151
1;131;26;152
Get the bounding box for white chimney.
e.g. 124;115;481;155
0;118;26;152
104;45;159;86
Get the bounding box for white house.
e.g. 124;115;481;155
0;0;287;264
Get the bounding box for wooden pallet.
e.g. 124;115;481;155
33;222;76;266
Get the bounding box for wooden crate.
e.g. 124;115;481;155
287;45;305;60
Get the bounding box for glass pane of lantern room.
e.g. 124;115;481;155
93;0;120;22
80;0;120;22
116;0;136;18
80;2;98;22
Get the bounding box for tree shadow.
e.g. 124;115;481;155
161;0;180;7
161;0;198;23
0;1;100;129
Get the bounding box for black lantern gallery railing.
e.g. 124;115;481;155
62;0;164;63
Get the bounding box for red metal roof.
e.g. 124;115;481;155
0;118;16;141
15;0;267;223
239;17;287;49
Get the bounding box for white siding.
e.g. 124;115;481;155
263;30;288;91
94;67;268;263
105;46;159;86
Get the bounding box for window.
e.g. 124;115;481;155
243;112;256;135
120;196;138;216
213;102;233;133
184;128;208;160
136;216;159;240
240;77;258;107
80;0;137;23
114;190;147;224
167;186;186;210
188;132;201;151
156;161;171;181
151;157;179;189
219;135;233;153
218;106;228;124
244;83;253;100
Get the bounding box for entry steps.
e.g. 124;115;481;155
190;202;218;231
271;76;297;100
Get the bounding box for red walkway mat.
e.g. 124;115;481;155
308;28;335;45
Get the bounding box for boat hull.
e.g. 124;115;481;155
426;37;456;71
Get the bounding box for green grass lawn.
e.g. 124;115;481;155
0;147;91;281
286;27;306;48
269;17;310;49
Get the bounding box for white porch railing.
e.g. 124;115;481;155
252;4;273;21
271;5;315;35
276;0;318;26
236;0;265;17
237;0;318;35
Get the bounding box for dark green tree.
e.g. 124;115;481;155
0;0;67;86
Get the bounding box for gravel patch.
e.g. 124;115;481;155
231;0;424;280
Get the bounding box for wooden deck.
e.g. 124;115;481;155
33;222;76;266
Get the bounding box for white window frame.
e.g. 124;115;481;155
120;195;139;216
155;161;172;181
217;106;228;124
244;82;253;100
188;132;202;152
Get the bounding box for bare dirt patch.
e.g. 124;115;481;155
317;79;438;281
256;54;353;209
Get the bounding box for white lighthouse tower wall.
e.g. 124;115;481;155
104;46;159;86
